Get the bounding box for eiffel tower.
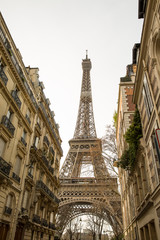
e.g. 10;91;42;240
57;52;122;235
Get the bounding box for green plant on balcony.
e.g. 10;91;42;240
117;107;142;170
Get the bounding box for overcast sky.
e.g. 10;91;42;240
1;0;143;164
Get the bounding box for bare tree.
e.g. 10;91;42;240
65;218;81;240
101;125;118;176
86;210;105;240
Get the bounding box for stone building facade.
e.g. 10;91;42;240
116;0;160;239
0;13;63;240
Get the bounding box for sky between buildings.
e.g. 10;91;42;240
0;0;143;165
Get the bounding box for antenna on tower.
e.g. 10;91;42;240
86;50;88;59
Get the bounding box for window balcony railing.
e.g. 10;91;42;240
43;136;50;147
32;214;41;224
11;90;22;109
0;66;8;85
12;172;20;183
41;218;48;227
1;115;15;136
49;222;56;230
0;157;11;177
21;137;27;147
25;114;31;125
36;180;59;203
4;206;12;215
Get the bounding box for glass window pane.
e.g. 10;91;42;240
0;137;6;157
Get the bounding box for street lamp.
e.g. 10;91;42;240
80;218;82;240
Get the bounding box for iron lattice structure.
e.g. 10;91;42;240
57;54;122;236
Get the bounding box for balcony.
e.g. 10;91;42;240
0;67;8;85
4;206;12;215
0;157;11;177
49;222;56;230
21;137;27;147
43;136;50;147
32;214;41;224
11;90;22;109
1;115;15;136
25;114;31;125
41;218;48;227
12;172;20;183
36;180;59;203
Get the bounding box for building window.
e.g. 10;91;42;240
4;193;13;215
22;190;29;209
143;74;153;118
14;155;22;176
39;171;44;181
0;137;6;157
21;129;27;146
34;136;39;148
26;108;31;124
6;108;13;120
37;116;41;128
6;194;13;208
28;162;34;178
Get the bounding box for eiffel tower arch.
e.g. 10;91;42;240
57;53;122;236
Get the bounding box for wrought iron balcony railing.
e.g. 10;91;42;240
12;172;20;183
43;136;50;147
0;66;8;85
4;206;12;215
36;180;59;203
1;115;15;136
11;90;22;109
32;214;41;224
0;157;11;176
21;137;27;147
41;218;48;227
49;222;56;230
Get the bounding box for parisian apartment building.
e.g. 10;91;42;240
0;12;63;240
116;0;160;239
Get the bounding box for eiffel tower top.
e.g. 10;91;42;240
73;52;97;139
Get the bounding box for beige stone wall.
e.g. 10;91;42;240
117;0;160;239
0;12;62;240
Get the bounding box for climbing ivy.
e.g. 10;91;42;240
117;107;142;170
